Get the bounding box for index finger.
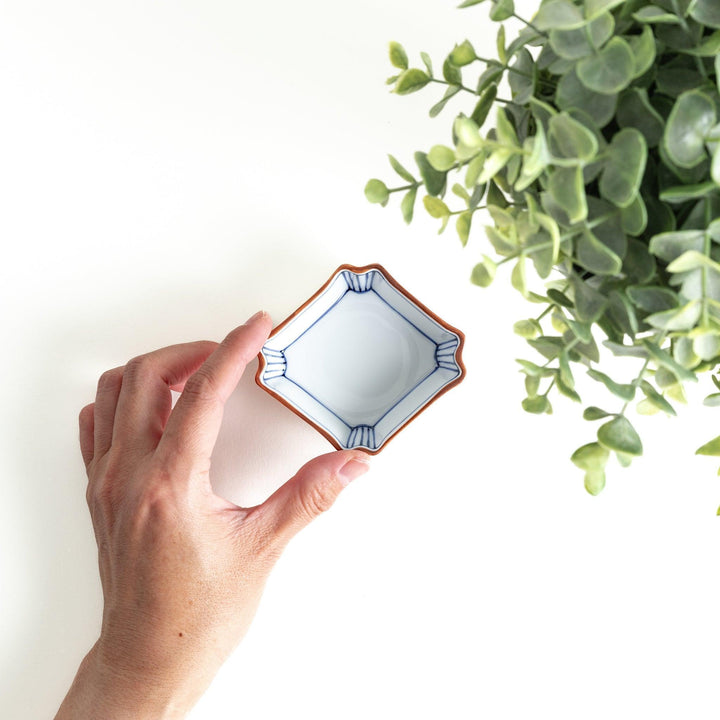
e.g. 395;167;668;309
155;311;272;473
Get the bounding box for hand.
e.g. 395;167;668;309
55;311;370;720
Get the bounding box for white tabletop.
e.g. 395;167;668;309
1;2;719;718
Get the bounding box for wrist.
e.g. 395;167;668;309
55;641;194;720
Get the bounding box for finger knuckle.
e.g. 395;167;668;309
123;354;156;384
97;367;122;394
298;482;336;520
183;366;221;404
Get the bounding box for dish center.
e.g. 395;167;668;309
283;290;436;425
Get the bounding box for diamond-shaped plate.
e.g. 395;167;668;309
255;264;465;453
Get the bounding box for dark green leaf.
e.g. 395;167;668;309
532;0;586;31
690;0;720;28
597;416;643;455
620;195;648;236
617;88;664;148
572;277;608;322
471;84;498;127
626;286;678;312
555;67;617;129
642;340;698;383
414;151;447;196
508;48;535;105
548;288;573;307
576;229;623;275
548;113;599;163
583;406;612;420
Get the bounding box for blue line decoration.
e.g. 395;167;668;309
435;338;460;373
261;348;287;380
347;425;377;450
342;269;376;292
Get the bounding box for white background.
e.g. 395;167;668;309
1;1;719;718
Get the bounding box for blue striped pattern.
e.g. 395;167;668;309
342;270;376;292
347;425;377;450
435;338;460;372
261;348;287;379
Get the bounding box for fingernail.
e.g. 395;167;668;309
338;457;370;487
245;310;267;325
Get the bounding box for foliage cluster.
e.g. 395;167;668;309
366;0;720;504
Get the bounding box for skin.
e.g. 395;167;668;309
55;311;370;719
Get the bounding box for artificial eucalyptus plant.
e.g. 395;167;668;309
365;0;720;505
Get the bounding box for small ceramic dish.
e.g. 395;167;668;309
255;263;465;454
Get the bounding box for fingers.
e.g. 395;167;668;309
111;341;218;458
79;404;95;469
156;312;273;473
252;450;370;548
93;366;124;460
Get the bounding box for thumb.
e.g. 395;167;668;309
255;450;370;546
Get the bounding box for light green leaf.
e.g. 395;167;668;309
429;85;461;118
443;57;462;85
470;255;497;287
495;107;519;147
626;285;678;312
663;89;717;169
388;155;415;183
693;332;720;361
533;0;586;31
584;469;606;495
640;380;676;415
456;211;472;246
660;182;719;203
649;230;706;263
389;41;409;70
600;128;647;207
394;68;431;95
365;179;389;205
401;187;417;224
571;442;609;471
620;194;648;236
597;416;643;455
584;0;623;19
588;368;636;401
516;123;550;191
645;299;702;331
471;83;498;127
516;358;552;376
513;319;542;338
548;165;587;224
428;145;457;172
696;434;720;456
549;12;614;59
628;25;656;77
522;395;550;414
683;30;720;57
690;0;720;28
642;340;698;383
633;6;682;24
548;113;598;163
511;256;528;296
420;52;433;77
704;393;720;407
490;0;514;21
666;250;719;274
576;37;634;94
576;229;623;275
496;24;507;65
573;277;608;322
450;40;476;67
423;195;450;219
478;147;515;184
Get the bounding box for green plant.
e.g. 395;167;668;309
366;0;720;506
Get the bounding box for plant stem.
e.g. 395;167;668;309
619;331;669;415
511;12;548;37
702;197;712;327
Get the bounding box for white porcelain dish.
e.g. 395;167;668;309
255;264;465;454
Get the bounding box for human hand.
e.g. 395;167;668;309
55;311;370;720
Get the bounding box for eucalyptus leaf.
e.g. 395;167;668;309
576;37;634;94
395;68;432;95
597;416;643;455
533;0;586;31
571;442;610;470
555;67;617;128
588;368;636;401
663;89;717;169
600;128;647;207
548;165;587;224
690;0;720;28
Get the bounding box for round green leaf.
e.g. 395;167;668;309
532;0;586;31
663;89;717;169
522;395;550;414
571;441;609;471
597;416;643;456
555;68;617;129
548;165;587;224
633;6;682;24
645;300;702;331
365;179;389;205
620;194;648;236
583;406;612;421
628;25;656;78
549;12;614;60
490;0;514;21
548;113;599;163
693;332;720;361
599;128;647;208
513;319;541;339
576;229;623;275
428;145;457;172
470;255;497;287
423;195;450;219
690;0;720;28
450;40;476;67
584;469;606;495
576;37;634;94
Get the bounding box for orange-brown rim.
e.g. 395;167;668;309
254;263;466;455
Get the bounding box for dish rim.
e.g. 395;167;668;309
254;262;466;454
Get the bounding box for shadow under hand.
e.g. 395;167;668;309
210;358;332;509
